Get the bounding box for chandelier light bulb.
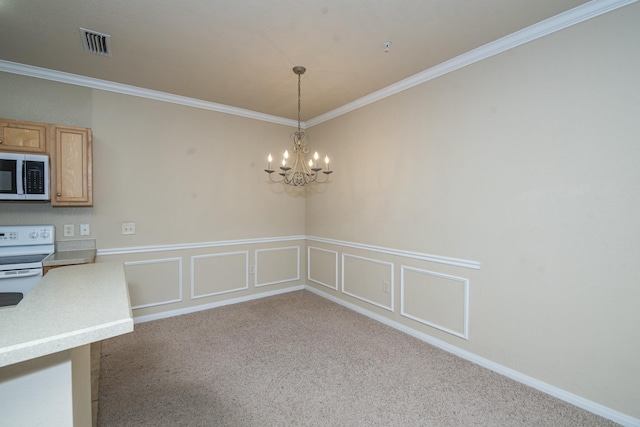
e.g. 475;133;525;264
324;155;330;171
308;159;313;167
284;150;289;159
282;158;286;167
268;153;272;162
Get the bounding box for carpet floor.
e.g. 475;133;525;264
98;290;618;426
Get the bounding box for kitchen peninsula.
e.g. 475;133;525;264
0;262;133;426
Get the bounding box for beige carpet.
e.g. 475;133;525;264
98;290;617;426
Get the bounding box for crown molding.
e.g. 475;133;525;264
306;0;638;127
0;0;635;128
0;59;298;128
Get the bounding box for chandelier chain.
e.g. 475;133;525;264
297;71;302;137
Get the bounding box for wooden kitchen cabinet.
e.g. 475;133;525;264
0;118;48;153
50;125;93;207
0;117;94;207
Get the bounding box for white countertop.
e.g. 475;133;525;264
0;262;134;368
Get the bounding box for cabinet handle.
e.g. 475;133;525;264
56;193;61;197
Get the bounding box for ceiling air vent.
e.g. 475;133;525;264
79;27;112;57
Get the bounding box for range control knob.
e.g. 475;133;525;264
40;230;50;239
29;231;39;239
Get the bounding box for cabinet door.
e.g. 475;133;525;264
51;126;93;206
0;119;47;153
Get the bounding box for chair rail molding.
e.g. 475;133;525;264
306;236;481;270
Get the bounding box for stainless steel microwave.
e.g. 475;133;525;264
0;153;50;201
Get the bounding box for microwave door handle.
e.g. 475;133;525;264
16;159;24;195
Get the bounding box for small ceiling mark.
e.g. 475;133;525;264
79;27;112;57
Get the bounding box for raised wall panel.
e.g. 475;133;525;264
124;258;182;309
191;251;248;299
401;266;469;339
255;246;300;287
308;246;338;290
342;253;394;311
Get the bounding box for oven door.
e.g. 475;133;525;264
0;268;43;304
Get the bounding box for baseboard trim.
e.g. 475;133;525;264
132;285;305;324
129;282;637;426
304;285;640;427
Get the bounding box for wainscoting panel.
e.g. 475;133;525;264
342;253;394;311
124;258;183;309
400;265;469;339
191;251;248;299
308;246;338;290
255;246;300;287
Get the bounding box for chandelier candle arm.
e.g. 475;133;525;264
264;66;333;187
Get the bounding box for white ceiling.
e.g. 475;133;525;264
0;0;598;121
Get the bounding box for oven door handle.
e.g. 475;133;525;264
0;268;43;279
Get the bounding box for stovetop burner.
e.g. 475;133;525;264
0;225;55;303
0;253;51;267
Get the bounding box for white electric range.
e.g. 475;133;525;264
0;225;55;306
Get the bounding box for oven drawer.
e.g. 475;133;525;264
0;268;43;298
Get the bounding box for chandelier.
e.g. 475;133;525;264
265;66;333;186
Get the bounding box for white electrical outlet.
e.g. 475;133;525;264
383;280;390;293
63;224;74;237
121;223;136;235
80;224;90;236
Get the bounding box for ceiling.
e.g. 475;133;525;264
0;0;592;121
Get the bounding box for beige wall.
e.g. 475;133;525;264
0;2;639;421
306;3;640;418
0;72;308;318
99;239;305;319
0;75;305;245
0;74;94;230
90;90;305;247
